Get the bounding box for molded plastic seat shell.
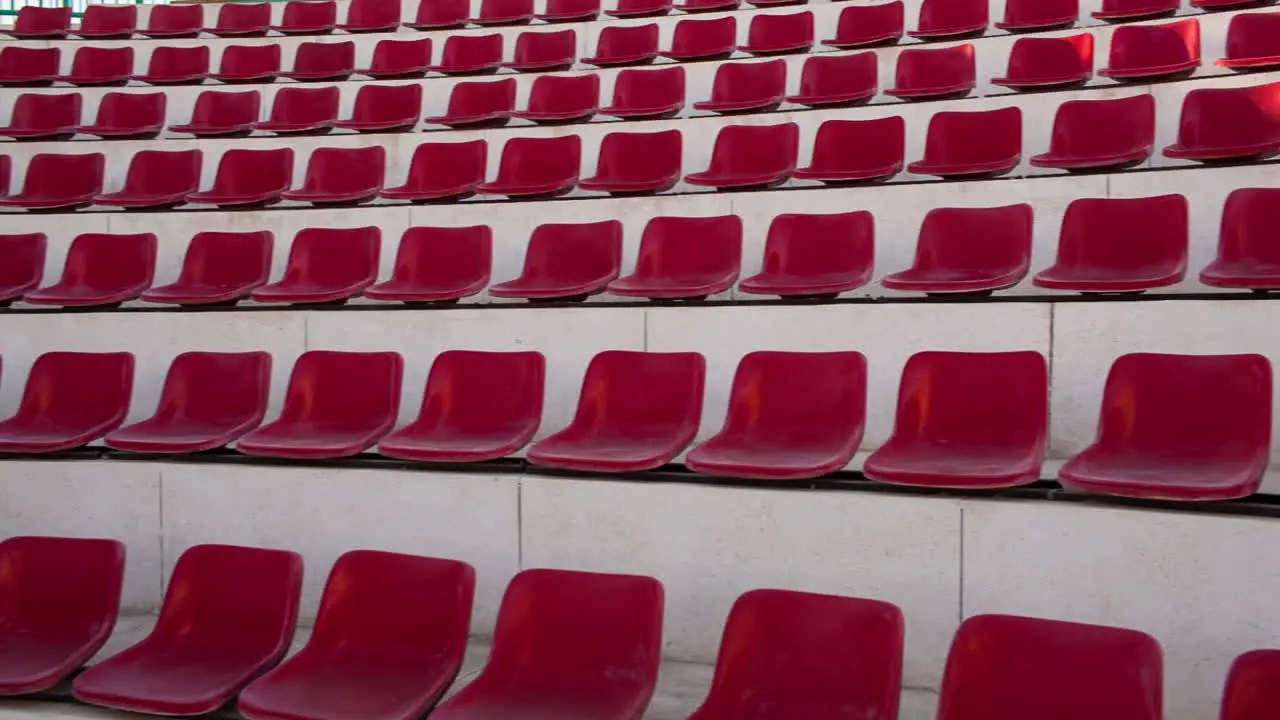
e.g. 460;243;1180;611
282;146;385;205
794;116;905;183
910;0;988;38
580;129;682;194
135;46;210;85
1031;94;1154;171
886;44;975;99
24;233;156;307
694;59;785;113
56;47;133;86
685;122;798;189
142;231;274;305
539;0;601;22
252;226;381;304
0;352;134;453
209;2;272;36
1092;0;1178;21
478;135;580;197
490;220;623;299
1163;81;1280;161
609;215;742;299
380;140;488;202
0;152;104;209
336;83;422;132
74;91;165;138
272;0;338;34
212;44;281;82
428;34;504;75
607;0;673;17
824;1;904;48
1218;13;1280;70
1221;650;1280;720
365;226;492;303
991;34;1094;88
253;86;339;134
738;211;876;297
473;0;535;25
358;38;432;78
512;74;599;123
1098;19;1200;80
785;52;878;107
599;66;685;120
407;0;468;29
1034;194;1188;292
882;204;1033;294
76;5;135;38
506;29;576;71
0;47;60;86
170;90;261;137
0;233;46;305
339;0;402;32
908;106;1022;178
93;149;202;209
5;6;71;38
427;78;516;127
187;148;293;207
675;0;738;11
997;0;1078;31
0;93;81;140
142;4;203;37
284;40;354;81
584;23;660;66
740;12;814;54
660;17;736;61
1201;188;1280;289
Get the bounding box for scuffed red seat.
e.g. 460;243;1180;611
580;129;682;194
24;233;156;307
0;93;81;140
741;11;814;55
72;545;302;716
584;24;659;66
272;0;337;34
991;34;1093;89
141;4;203;38
1218;13;1280;71
1201;188;1280;290
824;1;904;48
513;74;599;123
186;148;293;207
358;38;432;78
607;0;672;17
74;92;164;138
1034;194;1188;292
4;6;71;39
795;117;905;184
1031;94;1154;171
75;5;135;38
609;215;742;299
143;231;274;306
1099;19;1200;80
252;226;381;304
381;140;487;202
0;152;103;210
1222;650;1280;720
685;122;798;190
212;44;281;83
339;0;402;32
938;615;1163;720
105;352;271;454
208;2;271;36
910;0;987;38
93;149;202;209
407;0;468;28
239;551;475;720
473;0;534;25
170;90;261;137
490;220;623;300
0;536;124;696
660;17;736;62
56;47;133;87
505;29;576;71
365;226;492;303
253;86;339;134
1163;81;1280;162
1092;0;1178;21
785;52;878;108
336;83;421;132
135;46;210;85
908;107;1022;178
540;0;600;22
282;146;384;205
886;44;975;99
694;59;785;114
0;352;134;453
426;78;515;127
283;40;354;81
478;135;580;198
428;34;504;75
599;66;684;119
997;0;1077;31
0;233;46;306
882;204;1033;294
675;0;738;12
1058;353;1271;501
739;212;875;298
688;352;867;480
236;351;403;459
0;47;60;87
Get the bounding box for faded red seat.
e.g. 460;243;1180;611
1058;353;1270;501
785;52;877;108
675;0;738;12
208;2;271;36
741;11;813;54
513;74;599;123
660;17;736;62
478;135;580;198
283;146;384;206
142;3;203;37
1099;19;1199;80
142;231;274;306
0;536;124;696
253;86;339;134
0;352;134;453
0;152;103;210
609;215;741;299
584;23;659;66
212;44;281;83
1163;81;1280;162
824;1;904;48
56;47;133;86
739;212;875;298
381;140;488;202
0;93;81;140
0;47;60;86
473;0;535;24
272;0;337;34
105;352;271;454
72;545;302;716
580;129;682;195
997;0;1077;31
0;233;46;306
135;46;210;85
599;66;684;120
75;92;164;138
93;149;202;209
540;0;600;22
1091;0;1177;21
1034;194;1188;292
428;34;504;75
1222;650;1280;720
365;226;492;303
237;351;403;459
170;90;261;137
694;59;785;114
336;83;422;132
607;0;672;17
252;226;381;304
688;352;867;480
491;220;623;300
358;38;432;78
886;44;975;99
1194;0;1263;7
339;0;402;32
407;0;468;28
795;116;905;184
24;233;156;308
506;29;576;71
239;551;475;720
1031;94;1154;171
882;204;1033;294
186;147;294;207
991;34;1093;89
685;122;798;190
1218;12;1280;71
283;40;355;81
939;615;1163;720
426;78;515;127
75;5;136;38
908;107;1022;178
4;6;71;38
1201;188;1280;290
911;0;987;38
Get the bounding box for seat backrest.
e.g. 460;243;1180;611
747;10;812;45
1047;94;1154;157
59;233;157;291
79;5;136;35
913;204;1033;275
0;47;60;78
145;3;202;34
1001;0;1077;26
0;536;125;639
24;153;104;197
280;226;380;285
709;58;784;102
595;23;658;58
441;33;503;65
1175;81;1280;148
69;46;133;78
917;0;986;32
369;37;432;71
720;351;867;444
11;351;135;429
594;129;682;182
0;233;46;288
92;92;165;130
293;40;354;73
414;0;468;26
391;225;492;285
189;90;261;127
809;117;904;172
268;86;339;123
10;92;81;131
404;140;487;189
216;1;271;32
147;45;210;76
895;43;974;89
219;43;281;75
494;135;580;183
1222;649;1280;720
922;107;1021;164
1054;195;1188;274
445;77;515;117
121;149;202;195
210;148;293;196
153;351;271;426
417;350;545;435
671;16;735;52
796;52;878;97
351;83;422;122
14;6;71;35
521;220;622;283
1108;18;1199;70
634;215;742;280
281;0;336;28
1224;12;1280;61
478;0;534;20
1214;188;1280;267
345;0;400;27
1003;34;1093;80
178;230;274;288
526;73;598;113
761;211;875;279
833;1;904;42
707;122;799;175
568;350;705;436
299;146;385;193
513;28;576;63
545;0;599;16
612;66;684;109
276;350;403;429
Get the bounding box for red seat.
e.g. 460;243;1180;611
539;0;600;22
237;351;403;459
939;615;1162;720
506;29;576;71
273;0;337;34
381;140;487;202
1222;650;1280;720
209;2;271;36
252;226;380;304
0;156;9;196
135;46;210;85
607;0;673;16
75;91;164;138
187;148;294;207
24;233;156;308
694;59;785;114
997;0;1077;31
1092;0;1177;21
1099;19;1199;80
407;0;468;28
911;0;986;38
73;545;302;716
685;122;798;190
0;152;104;210
882;205;1033;294
141;3;203;38
1194;0;1263;7
339;0;402;32
1058;353;1271;501
358;38;432;78
908;107;1021;178
824;1;904;48
490;220;623;300
581;129;682;195
284;40;355;81
428;34;504;75
239;551;475;720
0;536;124;696
105;352;271;454
56;46;133;86
212;44;281;83
0;233;46;306
687;590;902;719
478;135;580;197
513;74;599;123
675;0;738;12
1218;12;1280;70
609;215;742;299
688;352;867;480
5;6;71;38
660;17;736;61
0;93;81;140
886;44;975;99
170;90;261;137
0;352;134;453
1202;188;1280;290
1034;194;1188;292
599;66;684;120
93;149;202;209
336;83;421;132
365;226;492;303
426;78;515;127
786;52;877;108
253;86;339;134
0;47;60;87
795;116;905;184
76;5;136;38
1163;81;1280;162
739;212;875;298
991;34;1093;89
283;146;384;206
142;231;274;306
1031;94;1154;171
584;23;659;66
473;0;534;24
741;11;813;54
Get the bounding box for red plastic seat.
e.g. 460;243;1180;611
5;6;71;38
1092;0;1178;21
1058;353;1271;501
170;90;261;137
0;47;60;86
1218;13;1280;70
0;352;134;453
252;226;380;304
739;212;875;298
795;117;905;184
687;589;902;719
1031;94;1153;171
1201;188;1280;290
1194;0;1265;7
0;152;103;210
882;205;1033;294
428;34;504;75
135;46;210;85
939;614;1162;720
694;59;785;114
282;147;384;206
661;17;736;61
785;52;877;108
997;0;1077;31
340;0;402;32
141;4;203;38
675;0;738;12
911;0;987;40
187;148;294;207
0;536;125;696
212;44;281;82
473;0;534;24
381;141;487;202
93;149;202;209
334;83;421;132
284;40;354;81
886;44;975;99
1034;194;1188;291
359;38;432;78
506;29;576;71
513;74;599;123
143;231;274;306
407;0;468;27
581;129;682;195
253;86;339;134
740;11;813;54
490;220;623;300
1163;81;1280;162
0;233;46;306
688;352;867;480
105;352;271;454
209;2;271;36
908;107;1022;178
1099;19;1199;80
56;47;133;86
237;351;403;459
365;226;492;303
273;0;337;34
608;0;673;16
24;233;155;307
75;92;164;138
427;78;516;127
0;93;81;140
991;34;1093;89
540;0;600;22
75;5;136;38
72;545;302;716
584;23;659;66
609;215;742;299
1222;650;1280;720
478;135;580;198
599;66;685;120
824;1;904;48
685;123;798;190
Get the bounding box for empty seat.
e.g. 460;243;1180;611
506;29;576;71
0;352;134;453
599;66;685;120
272;0;337;33
584;23;660;66
490;220;623;300
938;615;1162;720
239;551;475;720
141;4;203;38
56;47;133;86
4;6;71;39
0;93;81;140
1034;194;1188;291
380;140;488;202
1218;12;1280;71
997;0;1077;30
142;231;274;306
478;135;580;197
1099;19;1199;80
252;226;381;304
253;86;339;134
186;148;294;207
1222;650;1280;720
1092;0;1177;21
675;0;738;11
105;352;271;454
74;92;164;138
428;34;504;74
908;107;1022;178
1031;94;1153;171
365;226;493;303
685;122;799;190
408;0;468;28
170;90;261;137
1201;188;1280;290
825;1;905;48
282;146;384;206
0;536;125;696
607;0;673;17
24;233;155;308
661;17;736;62
76;5;135;38
336;83;421;132
339;0;402;32
991;34;1094;89
795;116;905;184
1163;81;1280;162
911;0;987;38
741;11;814;54
208;2;271;36
609;215;742;299
358;38;432;78
739;212;876;298
237;351;403;459
73;545;302;716
93;149;202;209
426;78;516;127
786;52;878;107
694;59;785;114
1059;353;1270;500
580;129;682;194
886;44;975;99
283;40;354;81
0;233;46;306
0;47;60;86
882;204;1033;294
0;153;104;210
473;0;535;24
513;74;599;123
135;46;210;85
539;0;600;22
212;44;281;82
688;352;868;480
